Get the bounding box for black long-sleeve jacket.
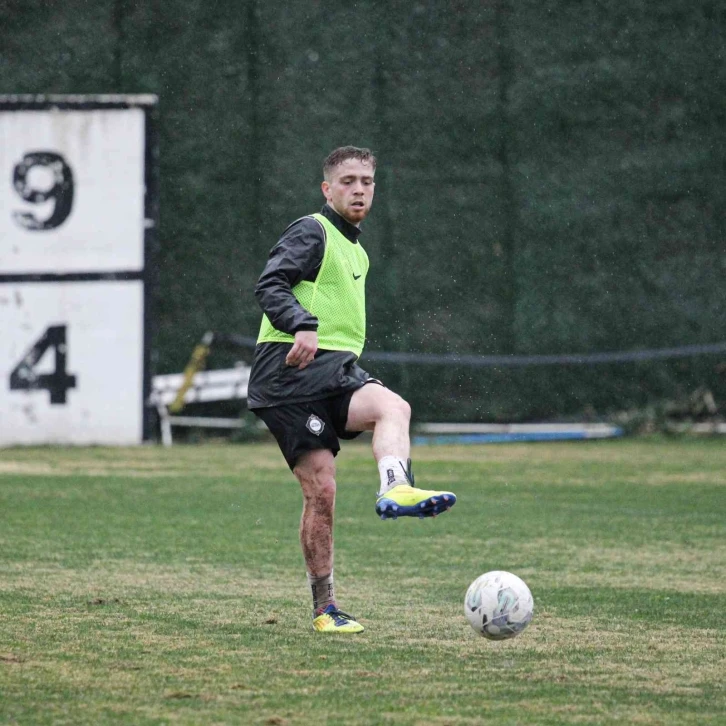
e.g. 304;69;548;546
247;205;373;409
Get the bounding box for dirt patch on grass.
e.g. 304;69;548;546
0;461;58;475
2;561;301;601
517;539;726;593
410;439;726;469
523;617;725;691
0;444;289;479
638;471;726;485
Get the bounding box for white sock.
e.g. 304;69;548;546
377;456;410;496
307;570;335;615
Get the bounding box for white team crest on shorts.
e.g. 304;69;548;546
306;414;325;436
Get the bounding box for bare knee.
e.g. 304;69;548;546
388;392;411;424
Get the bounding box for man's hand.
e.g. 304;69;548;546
285;330;318;369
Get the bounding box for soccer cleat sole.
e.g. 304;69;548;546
376;493;456;520
312;621;365;634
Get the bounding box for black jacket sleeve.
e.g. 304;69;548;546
254;217;326;335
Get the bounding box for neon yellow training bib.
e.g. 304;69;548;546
257;213;369;357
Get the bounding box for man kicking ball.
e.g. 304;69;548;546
248;146;456;633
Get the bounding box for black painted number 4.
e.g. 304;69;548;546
10;325;78;404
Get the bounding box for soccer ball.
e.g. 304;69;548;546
465;570;534;640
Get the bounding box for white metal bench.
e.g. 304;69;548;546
149;365;251;446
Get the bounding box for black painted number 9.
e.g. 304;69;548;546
12;151;74;230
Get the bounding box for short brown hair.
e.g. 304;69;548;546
323;146;377;180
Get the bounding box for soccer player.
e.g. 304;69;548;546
248;146;456;633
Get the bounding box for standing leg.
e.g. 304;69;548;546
293;448;363;633
293;448;336;606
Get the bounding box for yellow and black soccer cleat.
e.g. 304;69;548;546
312;605;365;634
375;484;456;520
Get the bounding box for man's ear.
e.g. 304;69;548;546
321;180;330;200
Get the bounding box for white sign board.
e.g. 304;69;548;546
0;109;146;273
0;96;157;446
0;281;144;444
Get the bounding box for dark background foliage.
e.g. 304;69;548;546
2;0;725;421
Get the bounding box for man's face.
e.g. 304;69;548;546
321;158;375;226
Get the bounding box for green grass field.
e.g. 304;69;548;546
1;437;725;725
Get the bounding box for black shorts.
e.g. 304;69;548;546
252;386;371;470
